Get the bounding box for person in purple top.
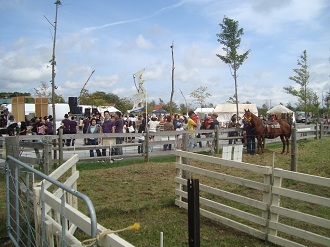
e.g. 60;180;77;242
82;116;90;134
61;114;71;146
112;111;124;155
101;110;114;156
45;115;54;135
69;116;78;146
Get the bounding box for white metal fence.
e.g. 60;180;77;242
5;154;134;247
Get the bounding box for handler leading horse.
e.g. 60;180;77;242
243;109;291;154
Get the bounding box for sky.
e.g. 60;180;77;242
0;0;329;110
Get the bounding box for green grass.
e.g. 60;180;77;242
0;137;329;246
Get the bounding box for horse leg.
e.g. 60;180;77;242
286;136;290;154
257;136;262;154
280;135;285;154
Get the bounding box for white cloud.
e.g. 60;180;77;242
135;34;153;49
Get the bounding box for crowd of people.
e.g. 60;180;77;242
6;107;328;158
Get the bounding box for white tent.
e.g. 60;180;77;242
194;107;214;119
266;104;295;123
214;103;258;125
79;105;120;116
266;104;293;114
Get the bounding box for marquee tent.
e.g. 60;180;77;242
194;107;215;119
214;103;258;125
266;104;293;114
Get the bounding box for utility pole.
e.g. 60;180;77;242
170;41;175;117
50;1;61;133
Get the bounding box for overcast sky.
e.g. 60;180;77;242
0;0;329;109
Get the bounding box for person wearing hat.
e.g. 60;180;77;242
206;113;219;150
188;111;198;149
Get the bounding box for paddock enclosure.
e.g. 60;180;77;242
1;123;329;246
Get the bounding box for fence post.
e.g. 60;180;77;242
188;179;200;247
320;122;323;139
58;128;63;165
43;136;53;175
145;131;149;162
215;126;219;155
5;136;20;240
315;122;319;140
263;171;272;241
290;127;297;172
268;174;282;239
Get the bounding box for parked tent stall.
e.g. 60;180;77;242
194;107;215;121
214;104;258;127
266;104;295;123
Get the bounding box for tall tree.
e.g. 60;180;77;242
283;50;318;122
216;17;250;121
189;86;211;110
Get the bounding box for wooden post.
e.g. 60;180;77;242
181;133;190;203
182;133;189;167
315;122;319;140
290;127;297;172
58;128;63;165
268;174;283;237
188;179;200;247
43;136;53;175
5;136;20;240
145;131;149;162
320;122;323;139
215;126;220;154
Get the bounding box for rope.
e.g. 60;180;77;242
81;223;140;247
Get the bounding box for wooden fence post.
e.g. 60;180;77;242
58;128;63;165
43;136;53;175
315;122;319;140
215;126;219;155
145;131;149;162
290;127;297;172
181;133;190;202
320;122;323;139
268;174;283;238
5;136;20;240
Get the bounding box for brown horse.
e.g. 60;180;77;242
243;109;291;154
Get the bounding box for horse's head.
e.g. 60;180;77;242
243;109;252;122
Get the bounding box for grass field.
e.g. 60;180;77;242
0;137;329;246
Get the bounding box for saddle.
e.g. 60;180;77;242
262;120;280;138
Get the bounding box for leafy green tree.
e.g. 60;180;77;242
324;91;330;115
179;103;186;115
189;86;211;109
257;103;269;117
163;101;178;113
146;100;156;114
78;89;91;105
216;17;250;120
283;50;320;121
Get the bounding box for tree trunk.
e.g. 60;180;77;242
170;42;175;116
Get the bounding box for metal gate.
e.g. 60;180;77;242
5;154;97;247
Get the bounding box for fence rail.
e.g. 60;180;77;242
5;154;135;247
174;150;330;247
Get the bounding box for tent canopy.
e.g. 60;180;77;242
214;103;258;123
194;107;214;114
266;104;293;114
152;109;168;114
